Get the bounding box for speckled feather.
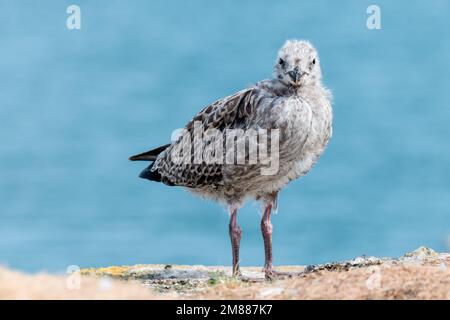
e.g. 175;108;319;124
137;40;333;208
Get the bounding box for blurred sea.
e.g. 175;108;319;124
0;1;449;272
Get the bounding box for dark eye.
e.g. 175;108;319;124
278;58;285;66
312;58;316;65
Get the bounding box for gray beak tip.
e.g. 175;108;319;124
288;70;301;82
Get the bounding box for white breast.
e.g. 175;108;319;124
292;94;332;179
274;92;332;183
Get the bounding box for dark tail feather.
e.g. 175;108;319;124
139;162;160;180
129;143;171;161
130;143;174;186
139;162;175;186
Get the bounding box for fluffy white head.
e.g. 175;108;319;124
274;40;322;87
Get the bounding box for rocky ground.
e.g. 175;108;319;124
1;247;449;299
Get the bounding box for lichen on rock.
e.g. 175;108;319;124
77;246;450;299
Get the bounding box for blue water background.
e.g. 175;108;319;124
0;1;449;272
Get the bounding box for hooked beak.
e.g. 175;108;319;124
287;67;304;84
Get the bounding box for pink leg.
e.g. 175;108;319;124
261;201;299;280
261;203;274;275
229;208;242;276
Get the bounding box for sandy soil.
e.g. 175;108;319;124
0;267;160;299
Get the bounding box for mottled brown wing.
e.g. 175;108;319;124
185;88;257;131
154;88;261;187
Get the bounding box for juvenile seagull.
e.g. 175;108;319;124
130;40;333;279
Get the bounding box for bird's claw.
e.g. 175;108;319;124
264;268;301;281
231;270;242;277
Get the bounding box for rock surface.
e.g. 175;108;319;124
1;247;449;299
79;246;450;299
